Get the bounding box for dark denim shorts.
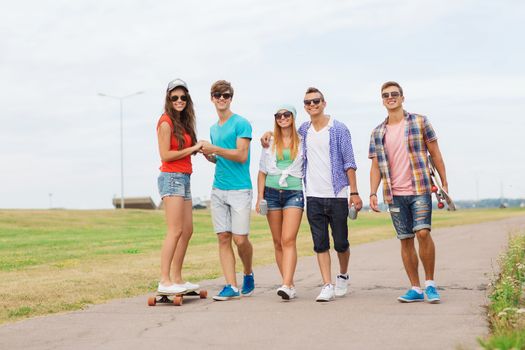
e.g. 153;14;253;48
264;187;304;211
388;194;432;240
306;197;349;253
158;172;191;200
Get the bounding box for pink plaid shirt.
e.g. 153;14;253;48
369;111;437;204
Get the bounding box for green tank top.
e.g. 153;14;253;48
265;148;303;190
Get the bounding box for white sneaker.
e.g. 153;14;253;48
182;281;200;291
157;283;187;294
277;285;297;300
335;274;349;297
316;284;335;302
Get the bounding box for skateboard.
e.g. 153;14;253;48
147;288;207;306
428;156;456;211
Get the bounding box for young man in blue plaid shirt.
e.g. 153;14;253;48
299;87;363;302
262;87;363;302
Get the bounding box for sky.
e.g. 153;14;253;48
1;0;524;209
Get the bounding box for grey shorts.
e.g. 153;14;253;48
211;188;252;235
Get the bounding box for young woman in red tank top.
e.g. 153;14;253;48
156;79;203;294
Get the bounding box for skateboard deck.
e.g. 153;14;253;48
428;156;456;211
148;288;207;306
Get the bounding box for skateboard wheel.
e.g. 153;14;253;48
431;185;438;193
147;296;156;306
199;290;208;299
437;202;445;209
174;296;183;306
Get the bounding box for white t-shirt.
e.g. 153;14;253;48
305;118;347;198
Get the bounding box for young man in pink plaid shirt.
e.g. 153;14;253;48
369;81;449;304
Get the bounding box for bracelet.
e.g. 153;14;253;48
350;192;359;196
370;193;377;197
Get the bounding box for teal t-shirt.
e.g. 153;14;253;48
210;114;252;190
265;148;303;190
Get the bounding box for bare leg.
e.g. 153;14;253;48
171;200;194;284
400;237;421;287
232;234;253;275
217;232;237;287
281;208;302;286
416;229;435;281
317;251;332;285
160;196;184;285
337;249;350;275
266;210;284;277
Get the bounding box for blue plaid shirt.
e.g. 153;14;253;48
298;117;357;196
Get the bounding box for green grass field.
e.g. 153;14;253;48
1;208;524;324
479;233;525;349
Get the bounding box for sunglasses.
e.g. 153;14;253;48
381;91;401;99
212;92;232;100
274;111;293;120
303;98;322;106
170;95;188;102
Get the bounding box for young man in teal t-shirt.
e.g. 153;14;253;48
201;80;255;301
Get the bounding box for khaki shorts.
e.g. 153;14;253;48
211;188;252;235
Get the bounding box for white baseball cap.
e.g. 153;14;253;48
166;78;188;92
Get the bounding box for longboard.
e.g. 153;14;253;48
428;156;456;211
148;289;207;306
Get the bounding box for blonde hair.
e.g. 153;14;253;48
272;116;300;160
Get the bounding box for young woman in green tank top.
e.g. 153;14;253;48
256;105;304;300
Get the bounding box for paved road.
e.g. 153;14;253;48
2;216;525;350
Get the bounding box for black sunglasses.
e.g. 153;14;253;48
381;91;401;99
303;98;322;106
170;95;188;102
212;92;232;100
274;111;293;120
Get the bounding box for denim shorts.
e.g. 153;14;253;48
211;188;252;235
388;194;432;240
158;172;191;200
264;187;304;211
306;197;349;253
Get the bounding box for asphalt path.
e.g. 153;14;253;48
2;216;525;350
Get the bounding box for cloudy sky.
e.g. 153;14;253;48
2;0;524;209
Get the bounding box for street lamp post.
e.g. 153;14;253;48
98;91;144;209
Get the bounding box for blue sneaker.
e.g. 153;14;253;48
241;273;255;296
397;289;424;303
425;286;441;303
213;285;240;301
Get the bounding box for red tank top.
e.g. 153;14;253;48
157;114;192;173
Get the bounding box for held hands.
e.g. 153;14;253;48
198;140;217;163
200;140;216;156
193;141;204;153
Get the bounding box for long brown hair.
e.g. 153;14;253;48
163;87;197;149
272;114;300;160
